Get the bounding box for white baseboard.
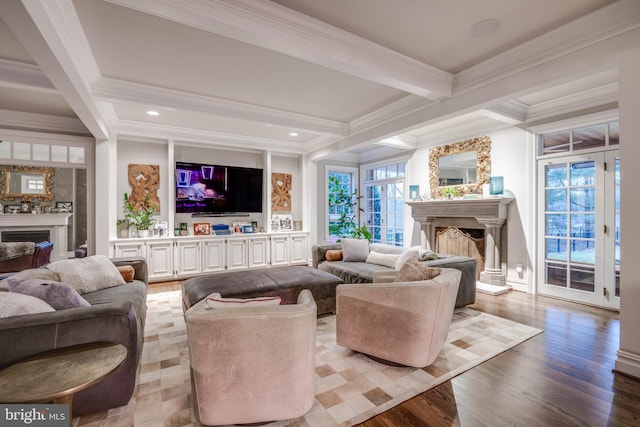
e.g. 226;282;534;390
615;350;640;379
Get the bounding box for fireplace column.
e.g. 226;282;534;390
476;217;507;286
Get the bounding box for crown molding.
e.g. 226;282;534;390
93;77;347;137
350;95;437;136
0;59;56;93
479;100;528;125
106;0;452;99
0;109;88;134
454;0;640;95
113;119;307;154
525;83;618;123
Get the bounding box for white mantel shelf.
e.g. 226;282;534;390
0;213;73;261
407;196;514;295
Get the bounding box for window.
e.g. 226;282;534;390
326;167;358;239
362;161;406;246
539;121;618;155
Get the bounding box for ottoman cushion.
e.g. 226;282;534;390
181;266;343;316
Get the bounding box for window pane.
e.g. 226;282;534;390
51;145;67;162
570;239;595;264
0;141;9;158
397;163;405;177
570;161;595;186
570;214;595;238
569;266;594;292
542;132;570;154
14;142;30;160
546;263;567;287
33;144;49;161
570;188;595;212
376;167;385;180
573;125;605;151
609;122;619;145
546;164;566;187
387;164;397;178
546;238;567;261
546;214;567;237
386;214;395;227
546;189;567;211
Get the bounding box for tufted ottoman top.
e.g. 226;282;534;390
181;266;343;315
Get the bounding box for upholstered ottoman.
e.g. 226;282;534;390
181;266;343;316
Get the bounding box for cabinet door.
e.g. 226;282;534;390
227;238;248;270
270;236;289;266
147;241;174;280
177;240;201;276
290;234;308;265
114;242;145;258
202;239;225;272
248;237;269;268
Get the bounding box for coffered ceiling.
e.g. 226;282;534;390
0;0;637;161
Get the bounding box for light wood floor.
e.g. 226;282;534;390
149;282;640;426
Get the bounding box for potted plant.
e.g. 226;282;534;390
441;187;459;200
121;193;156;238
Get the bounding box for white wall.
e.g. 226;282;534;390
616;48;640;379
272;154;302;222
406;127;533;291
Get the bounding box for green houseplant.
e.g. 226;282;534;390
328;175;372;241
121;193;156;237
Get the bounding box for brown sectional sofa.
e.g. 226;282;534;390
312;242;477;308
0;257;148;417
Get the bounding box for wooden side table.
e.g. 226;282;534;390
0;342;127;425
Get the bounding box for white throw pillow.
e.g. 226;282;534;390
366;251;400;268
395;246;421;270
46;255;125;294
341;238;370;262
0;292;55;318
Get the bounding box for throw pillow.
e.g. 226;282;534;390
395;246;421;270
366;251;400;268
394;257;442;282
341;238;370;262
418;249;439;261
46;255;126;294
0;292;55;318
117;265;136;282
8;277;90;310
205;294;282;309
325;249;343;262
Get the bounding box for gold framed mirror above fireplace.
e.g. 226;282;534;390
429;136;491;198
0;165;55;202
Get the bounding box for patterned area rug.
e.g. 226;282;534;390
76;290;542;427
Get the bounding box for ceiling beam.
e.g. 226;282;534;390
106;0;453;99
0;58;56;93
0;0;110;140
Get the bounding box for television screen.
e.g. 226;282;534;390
175;162;263;214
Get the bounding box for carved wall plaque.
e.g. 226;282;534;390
128;164;160;212
271;172;292;212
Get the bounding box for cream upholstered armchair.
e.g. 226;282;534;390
336;268;461;368
185;289;317;425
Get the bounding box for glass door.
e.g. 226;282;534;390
538;151;619;309
363;181;404;246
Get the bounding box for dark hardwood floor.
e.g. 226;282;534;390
359;290;640;427
148;282;640;426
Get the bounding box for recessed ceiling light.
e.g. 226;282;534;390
146;110;159;116
289;132;299;136
468;18;501;38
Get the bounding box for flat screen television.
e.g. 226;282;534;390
175;161;263;214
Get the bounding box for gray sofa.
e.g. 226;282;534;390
312;243;476;308
0;257;148;417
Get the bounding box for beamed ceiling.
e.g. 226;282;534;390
0;0;638;162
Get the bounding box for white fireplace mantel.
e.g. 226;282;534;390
407;196;514;294
0;213;73;261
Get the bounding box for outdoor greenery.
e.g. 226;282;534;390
328;174;372;240
120;193;156;231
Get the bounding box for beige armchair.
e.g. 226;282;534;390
185;289;317;425
336;268;461;368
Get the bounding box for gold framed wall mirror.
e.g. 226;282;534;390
429;136;491;198
0;165;55;202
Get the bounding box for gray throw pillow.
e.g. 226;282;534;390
341;238;370;262
0;268;60;292
8;277;90;310
46;255;125;294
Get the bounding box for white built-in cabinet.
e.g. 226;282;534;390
111;232;309;282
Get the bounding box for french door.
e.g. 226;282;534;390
537;150;619;309
363;181;404;246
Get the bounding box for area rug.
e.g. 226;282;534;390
76;290;542;427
